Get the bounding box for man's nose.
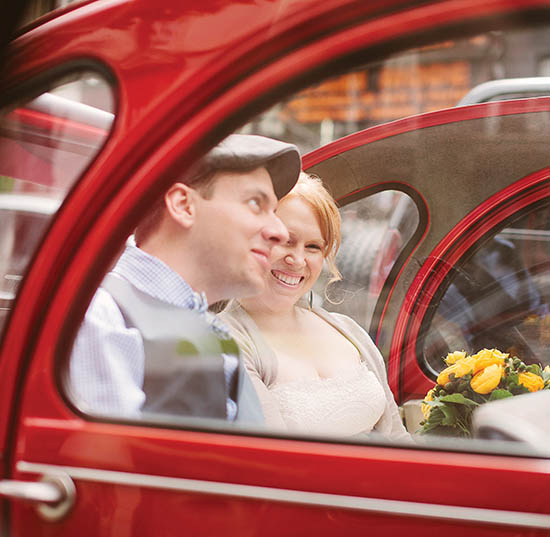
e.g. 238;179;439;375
262;213;289;245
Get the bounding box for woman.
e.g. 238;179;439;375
221;173;408;440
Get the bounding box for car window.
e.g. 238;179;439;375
238;23;550;450
64;21;550;456
423;203;550;374
313;190;419;334
0;72;114;332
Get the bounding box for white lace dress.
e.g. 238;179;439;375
270;362;386;436
220;304;410;441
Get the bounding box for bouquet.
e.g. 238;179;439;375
420;348;550;437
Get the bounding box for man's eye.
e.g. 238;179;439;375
247;198;261;210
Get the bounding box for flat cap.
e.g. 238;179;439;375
201;134;301;199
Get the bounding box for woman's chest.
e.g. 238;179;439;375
266;320;361;382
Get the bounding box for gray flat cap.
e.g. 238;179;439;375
201;134;301;199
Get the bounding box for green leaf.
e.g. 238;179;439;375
505;372;519;385
488;389;513;401
439;393;479;406
419;407;444;433
527;364;541;375
427;407;444;423
421;420;441;433
468;391;489;404
510;384;530;395
440;405;458;426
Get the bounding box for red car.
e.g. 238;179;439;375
1;0;550;535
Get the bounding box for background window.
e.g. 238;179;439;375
314;190;419;332
0;72;114;331
423;203;550;374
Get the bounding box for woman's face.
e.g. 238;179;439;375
251;196;326;312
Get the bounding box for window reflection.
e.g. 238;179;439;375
0;73;114;332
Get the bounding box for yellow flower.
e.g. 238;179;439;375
471;348;508;374
470;364;503;394
437;356;476;386
518;372;545;392
422;388;435;419
444;350;467;365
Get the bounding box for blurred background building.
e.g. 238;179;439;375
243;29;550;152
16;1;550;152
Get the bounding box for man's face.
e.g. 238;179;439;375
192;166;289;302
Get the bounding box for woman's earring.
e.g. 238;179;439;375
308;290;314;310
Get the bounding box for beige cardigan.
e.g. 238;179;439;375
220;303;410;441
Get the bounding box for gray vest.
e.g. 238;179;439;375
102;274;264;425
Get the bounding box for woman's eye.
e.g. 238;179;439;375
307;244;322;251
247;198;261;211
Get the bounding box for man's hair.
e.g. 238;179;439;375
134;163;219;246
134;163;260;246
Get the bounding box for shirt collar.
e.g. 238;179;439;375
112;241;207;311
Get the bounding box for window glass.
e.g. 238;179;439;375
66;22;550;457
236;23;550;450
423;204;550;374
314;191;419;332
0;73;114;331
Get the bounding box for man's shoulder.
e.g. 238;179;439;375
84;284;127;327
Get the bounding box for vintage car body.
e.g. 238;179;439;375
306;97;550;402
1;0;550;535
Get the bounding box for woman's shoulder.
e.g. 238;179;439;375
218;303;278;381
218;303;262;354
219;302;255;333
313;306;367;335
313;306;385;365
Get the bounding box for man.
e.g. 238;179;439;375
69;134;301;423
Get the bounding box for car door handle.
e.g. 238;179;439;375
0;479;62;503
0;473;75;521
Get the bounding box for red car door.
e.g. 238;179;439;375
1;1;550;536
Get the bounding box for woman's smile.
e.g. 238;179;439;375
271;269;304;287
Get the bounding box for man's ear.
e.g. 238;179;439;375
164;182;197;229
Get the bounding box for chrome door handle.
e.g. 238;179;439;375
0;479;63;503
0;473;75;521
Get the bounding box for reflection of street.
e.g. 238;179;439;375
316;199;387;332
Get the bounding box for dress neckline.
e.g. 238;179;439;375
271;360;370;391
